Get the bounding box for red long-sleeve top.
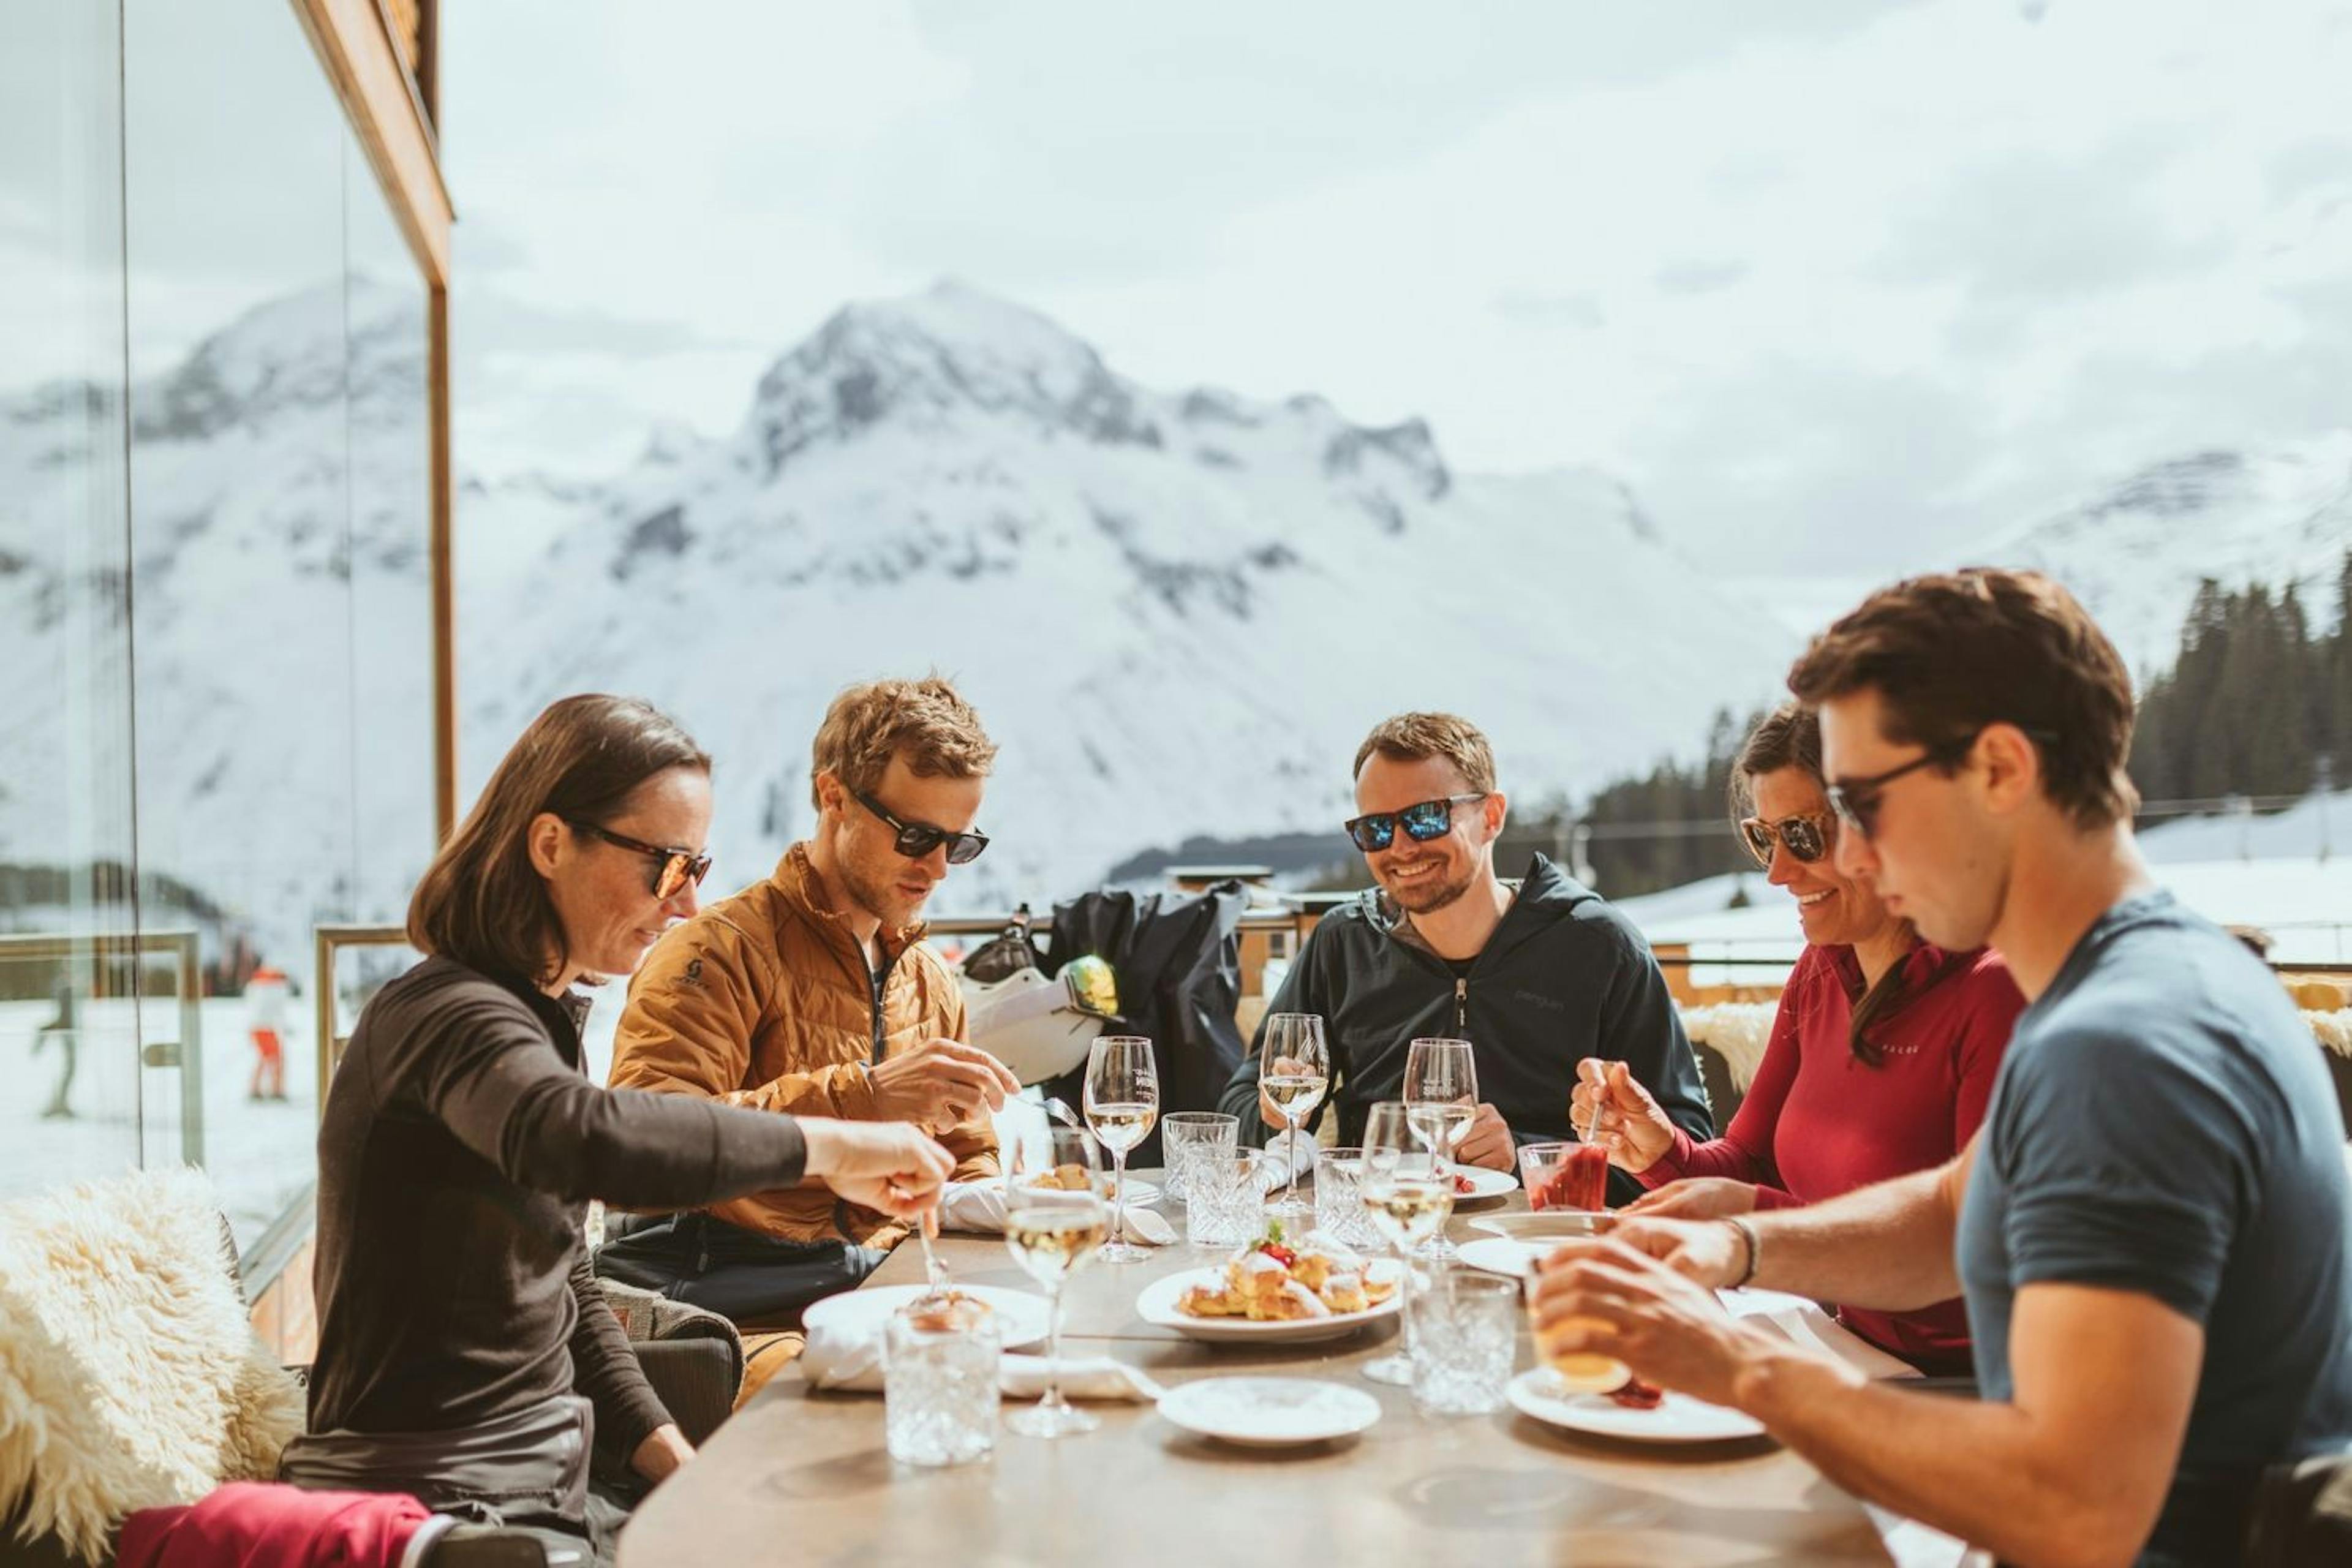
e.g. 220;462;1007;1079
1642;941;2024;1374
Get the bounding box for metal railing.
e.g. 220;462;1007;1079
0;928;204;1165
312;923;415;1109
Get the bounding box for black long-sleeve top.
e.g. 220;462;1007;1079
307;955;809;1460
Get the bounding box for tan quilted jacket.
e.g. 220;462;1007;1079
608;842;997;1244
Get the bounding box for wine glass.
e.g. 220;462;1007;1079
1257;1012;1329;1217
1403;1036;1477;1261
1083;1035;1158;1264
1358;1098;1453;1387
1001;1125;1107;1438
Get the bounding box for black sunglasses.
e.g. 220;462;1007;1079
852;788;989;865
1739;813;1833;868
565;818;712;900
1825;726;2057;841
1344;793;1488;853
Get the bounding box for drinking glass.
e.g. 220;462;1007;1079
1084;1035;1159;1264
1359;1099;1452;1386
884;1305;1001;1466
1312;1146;1381;1250
1002;1126;1107;1438
1161;1110;1239;1202
1520;1140;1609;1215
1403;1037;1477;1261
1411;1268;1518;1416
1185;1146;1270;1248
1257;1013;1329;1217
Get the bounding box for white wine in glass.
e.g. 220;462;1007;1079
1403;1036;1477;1261
1003;1126;1106;1438
1084;1035;1159;1264
1358;1099;1451;1387
1258;1012;1329;1217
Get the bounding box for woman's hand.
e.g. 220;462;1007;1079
799;1119;954;1220
1622;1177;1758;1221
1569;1058;1678;1174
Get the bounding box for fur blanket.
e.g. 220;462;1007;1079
1678;1001;1777;1093
0;1167;304;1563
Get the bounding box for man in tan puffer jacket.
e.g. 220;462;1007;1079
597;676;1019;1325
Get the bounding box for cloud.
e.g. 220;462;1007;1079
1653;260;1749;296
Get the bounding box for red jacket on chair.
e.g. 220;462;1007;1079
116;1482;432;1568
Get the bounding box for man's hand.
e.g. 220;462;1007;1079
630;1422;695;1484
1570;1058;1678;1173
1531;1238;1812;1409
1594;1212;1748;1287
799;1119;954;1220
1456;1101;1515;1170
1623;1177;1758;1221
1256;1055;1312;1131
869;1036;1020;1133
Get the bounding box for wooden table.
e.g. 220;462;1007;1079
620;1180;1895;1567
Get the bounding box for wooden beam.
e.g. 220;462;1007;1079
430;284;456;840
287;0;451;285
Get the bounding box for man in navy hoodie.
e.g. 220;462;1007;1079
1218;712;1711;1204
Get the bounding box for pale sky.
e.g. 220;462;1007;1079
8;1;2351;578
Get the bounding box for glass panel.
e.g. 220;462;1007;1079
0;4;143;1200
345;132;436;929
123;0;355;1244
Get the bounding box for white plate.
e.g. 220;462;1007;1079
1468;1210;1608;1241
800;1283;1052;1351
1506;1369;1766;1443
1158;1376;1382;1447
1457;1236;1558;1279
1136;1265;1404;1344
1448;1166;1520;1205
984;1174;1163;1208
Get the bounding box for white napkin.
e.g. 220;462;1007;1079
1719;1288;1923;1382
938;1180;1175;1245
1268;1128;1318;1185
796;1324;1160;1401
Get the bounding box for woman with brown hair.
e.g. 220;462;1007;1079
1570;703;2024;1374
286;695;952;1558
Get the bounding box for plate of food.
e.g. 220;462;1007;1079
1446;1165;1519;1205
1158;1377;1383;1447
1506;1369;1766;1443
801;1283;1052;1351
1136;1224;1403;1343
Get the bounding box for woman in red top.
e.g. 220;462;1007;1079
1572;704;2024;1374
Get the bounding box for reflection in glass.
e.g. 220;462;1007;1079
0;4;141;1204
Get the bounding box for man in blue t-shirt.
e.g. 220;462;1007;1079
1531;569;2352;1566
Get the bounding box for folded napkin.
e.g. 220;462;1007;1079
1720;1289;1922;1382
1267;1128;1319;1185
797;1323;1161;1401
938;1180;1175;1245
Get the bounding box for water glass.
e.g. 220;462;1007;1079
1161;1110;1239;1202
884;1306;1001;1466
1185;1147;1271;1247
1410;1268;1518;1416
1313;1147;1381;1249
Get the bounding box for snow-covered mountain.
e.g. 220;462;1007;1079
1988;436;2352;676
459;282;1796;905
0;276;434;973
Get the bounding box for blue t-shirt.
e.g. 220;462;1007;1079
1956;890;2352;1566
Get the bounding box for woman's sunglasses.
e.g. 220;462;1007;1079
565;819;712;900
1739;813;1833;869
853;788;990;865
1344;793;1488;853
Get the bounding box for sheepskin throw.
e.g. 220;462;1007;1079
1678;1002;1777;1093
0;1167;304;1564
2308;1009;2351;1060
